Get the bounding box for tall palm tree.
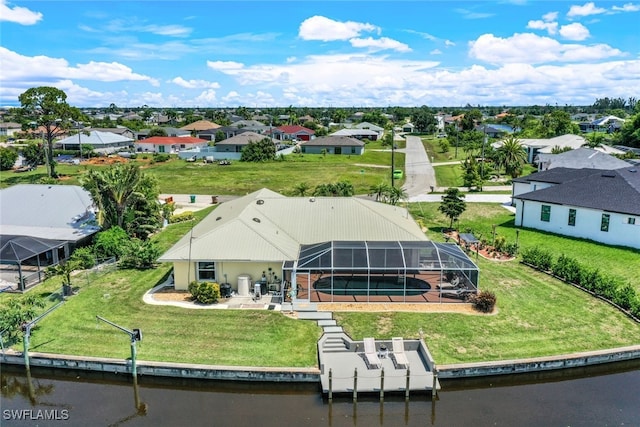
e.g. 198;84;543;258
496;134;527;178
386;186;407;206
81;163;144;229
369;182;390;202
582;132;605;149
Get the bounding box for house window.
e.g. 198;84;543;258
159;145;165;153
601;214;610;232
197;262;216;281
568;209;576;226
541;205;551;222
351;147;356;154
629;217;636;225
301;146;306;153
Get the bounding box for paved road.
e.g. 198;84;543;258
402;135;437;198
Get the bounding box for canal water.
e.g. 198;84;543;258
2;361;640;426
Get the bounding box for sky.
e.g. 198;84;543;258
1;0;639;108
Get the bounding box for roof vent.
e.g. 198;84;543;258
601;172;616;178
630;169;637;173
216;216;222;221
256;199;264;205
253;217;261;223
309;197;315;202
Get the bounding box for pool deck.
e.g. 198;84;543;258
318;334;440;396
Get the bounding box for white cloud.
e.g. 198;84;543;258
430;49;442;55
298;15;378;41
170;77;220;89
567;2;607;18
286;57;297;63
445;40;456;47
0;47;157;85
0;0;42;25
141;24;192;37
543;11;559;21
612;3;640;12
455;8;494;19
207;60;245;71
469;33;621;64
349;37;411;52
559;23;590;40
527;19;558;35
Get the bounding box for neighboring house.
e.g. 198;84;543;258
0;184;100;290
402;123;415;133
330;128;379;141
299;136;365;155
536;148;632;171
201;126;252;141
158;189;479;303
135;127;190;140
0;122;22;137
55;131;133;154
353;122;384;138
88;127;136;140
493;134;623;164
475;125;507;139
180;120;221;133
135;136;208;153
214;132;276;153
578;115;626;133
512;167;640;249
270;125;315;141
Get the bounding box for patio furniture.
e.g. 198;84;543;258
392;337;409;369
363;337;381;369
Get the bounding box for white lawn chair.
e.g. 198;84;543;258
392;337;409;369
363;337;381;369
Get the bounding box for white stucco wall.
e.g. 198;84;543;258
172;260;283;291
516;200;640;249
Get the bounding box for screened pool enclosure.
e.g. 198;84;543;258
283;241;479;303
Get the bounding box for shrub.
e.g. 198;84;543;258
169;211;195;223
93;227;129;259
552;254;581;284
521;247;553;271
613;283;638;311
152;153;170;163
69;246;96;269
503;242;518;257
189;281;220;304
468;290;497;313
119;238;160;269
493;235;506;253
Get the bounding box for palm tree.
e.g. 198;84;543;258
386;186;407;206
496;134;527;178
369;182;390;202
81;163;145;229
583;132;605;149
293;182;311;196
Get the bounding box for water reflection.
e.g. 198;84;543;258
2;361;640;426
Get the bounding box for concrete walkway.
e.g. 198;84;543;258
402;135;437;198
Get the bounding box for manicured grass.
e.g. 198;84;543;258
0;149;404;195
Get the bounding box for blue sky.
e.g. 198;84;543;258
1;1;639;108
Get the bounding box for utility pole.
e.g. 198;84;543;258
391;128;395;188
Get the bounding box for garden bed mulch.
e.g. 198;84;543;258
445;231;515;262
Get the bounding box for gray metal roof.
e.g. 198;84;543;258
536;148;631;171
158;189;428;263
300;136;365;147
515;167;640;216
0;184;100;241
215;131;276;146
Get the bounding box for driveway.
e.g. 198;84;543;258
402;135;436;198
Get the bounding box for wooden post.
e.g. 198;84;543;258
380;368;385;402
432;368;438;398
328;368;333;402
405;367;411;401
353;367;358;403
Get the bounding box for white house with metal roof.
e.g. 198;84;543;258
158;189;479;303
55;130;133;154
0;184;100;290
512;167;640;249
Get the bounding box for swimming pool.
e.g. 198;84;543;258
313;275;431;296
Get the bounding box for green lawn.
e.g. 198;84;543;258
2;201;638;367
0;148;404;195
